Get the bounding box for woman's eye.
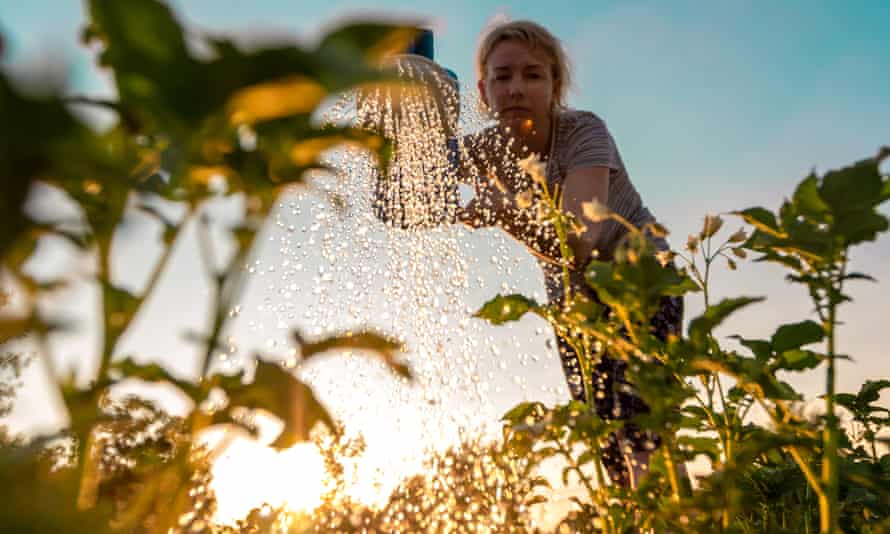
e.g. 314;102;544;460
495;75;509;81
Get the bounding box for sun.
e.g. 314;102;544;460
210;435;328;525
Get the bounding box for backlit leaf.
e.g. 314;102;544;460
819;154;884;214
677;435;721;462
770;320;824;353
688;297;765;348
227;76;327;125
501;401;545;425
293;330;411;380
110;357;201;401
733;207;784;238
730;335;772;361
0;317;30;344
859;379;890;405
474;294;540;325
319;23;421;62
792;174;830;217
774;349;824;371
228;358;334;449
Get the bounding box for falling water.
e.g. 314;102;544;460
240;54;572;529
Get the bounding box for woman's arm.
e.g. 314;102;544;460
559;166;609;266
459;164;610;270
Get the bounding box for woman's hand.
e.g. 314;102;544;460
457;168;518;229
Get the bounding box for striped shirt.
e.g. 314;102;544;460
542;108;668;304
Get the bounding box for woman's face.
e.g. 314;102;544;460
479;39;557;138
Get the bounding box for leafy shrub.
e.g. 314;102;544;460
1;0;418;531
477;148;890;533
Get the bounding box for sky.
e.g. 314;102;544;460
2;0;889;523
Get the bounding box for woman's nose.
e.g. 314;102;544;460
508;80;524;98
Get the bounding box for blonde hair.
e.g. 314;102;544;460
476;20;572;108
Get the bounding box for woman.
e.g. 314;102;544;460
459;20;683;488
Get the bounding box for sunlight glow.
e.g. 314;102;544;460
211;437;327;525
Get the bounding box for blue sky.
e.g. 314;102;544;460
4;0;889;199
2;0;889;519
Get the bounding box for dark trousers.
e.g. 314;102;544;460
555;295;684;487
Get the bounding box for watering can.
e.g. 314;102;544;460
370;29;461;230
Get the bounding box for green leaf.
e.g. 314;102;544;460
577;449;598;466
676;435;721;462
731;429;813;467
85;0;198;125
557;292;605;326
474;294;540;325
681;404;710;426
773;349;824;371
791;173;830;217
688;297;765;348
501;402;545;425
209;410;259;439
102;282;141;336
0;178;34;261
770;320;824;353
227;358;334;449
292;330;411;380
226;76;328;125
819;155;885;214
842;272;877;282
734;207;784;238
832;393;859;413
109;357;201;401
562;466;573;486
859;379;890;405
87;0;188;67
751;251;804;275
0;73;84;261
729;335;772;361
833;209;889;246
585;253;698;329
319;23;421;62
690;356;800;401
0;317;31;345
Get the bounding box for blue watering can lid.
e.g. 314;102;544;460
406;29;435;60
405;29;458;81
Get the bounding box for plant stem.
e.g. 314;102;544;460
557;441;598;502
662;445;682;502
543;183;573;303
97;238;114;383
140;207;194;307
715;376;732;459
819;263;843;534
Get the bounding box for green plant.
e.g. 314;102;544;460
476;149;890;532
0;0;420;531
